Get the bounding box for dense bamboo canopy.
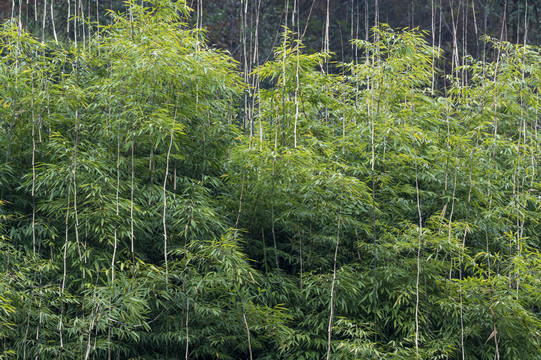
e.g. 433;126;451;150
1;0;541;359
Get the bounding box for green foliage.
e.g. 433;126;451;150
2;2;541;359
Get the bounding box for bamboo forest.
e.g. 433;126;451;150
3;0;541;359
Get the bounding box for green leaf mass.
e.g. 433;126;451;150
1;1;541;359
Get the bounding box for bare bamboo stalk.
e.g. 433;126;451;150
67;0;70;35
234;172;245;231
50;0;58;42
31;73;36;254
60;164;73;357
485;118;500;359
163;105;178;286
254;0;263;149
524;3;532;252
41;0;47;43
431;0;435;93
79;0;85;50
297;219;303;287
300;0;315;40
74;0;78;47
87;0;91;49
364;0;368;41
130;126;135;256
281;0;289;144
227;87;252;360
515;2;529;289
242;302;253;360
59;286;64;352
84;274;101;360
374;0;379;26
494;0;508;73
369;39;378;336
449;0;460;80
461;0;467;87
62;166;73;292
447;171;457;281
148;146;154;204
293;36;299;148
111;121;120;284
241;0;249;134
272;105;281;277
96;0;99;41
326;179;344;360
34;268;42;360
74;109;82;262
471;0;479;58
459;148;474;360
107;326;111;360
413;104;422;357
181;195;196;358
184;293;190;359
324;0;329;55
350;0;354;44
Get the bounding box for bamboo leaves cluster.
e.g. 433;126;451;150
2;1;541;359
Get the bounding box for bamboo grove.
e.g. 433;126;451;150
2;0;541;359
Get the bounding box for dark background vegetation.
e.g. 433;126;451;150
1;0;538;66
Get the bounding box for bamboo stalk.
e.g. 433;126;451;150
326;179;344;360
413;103;423;358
